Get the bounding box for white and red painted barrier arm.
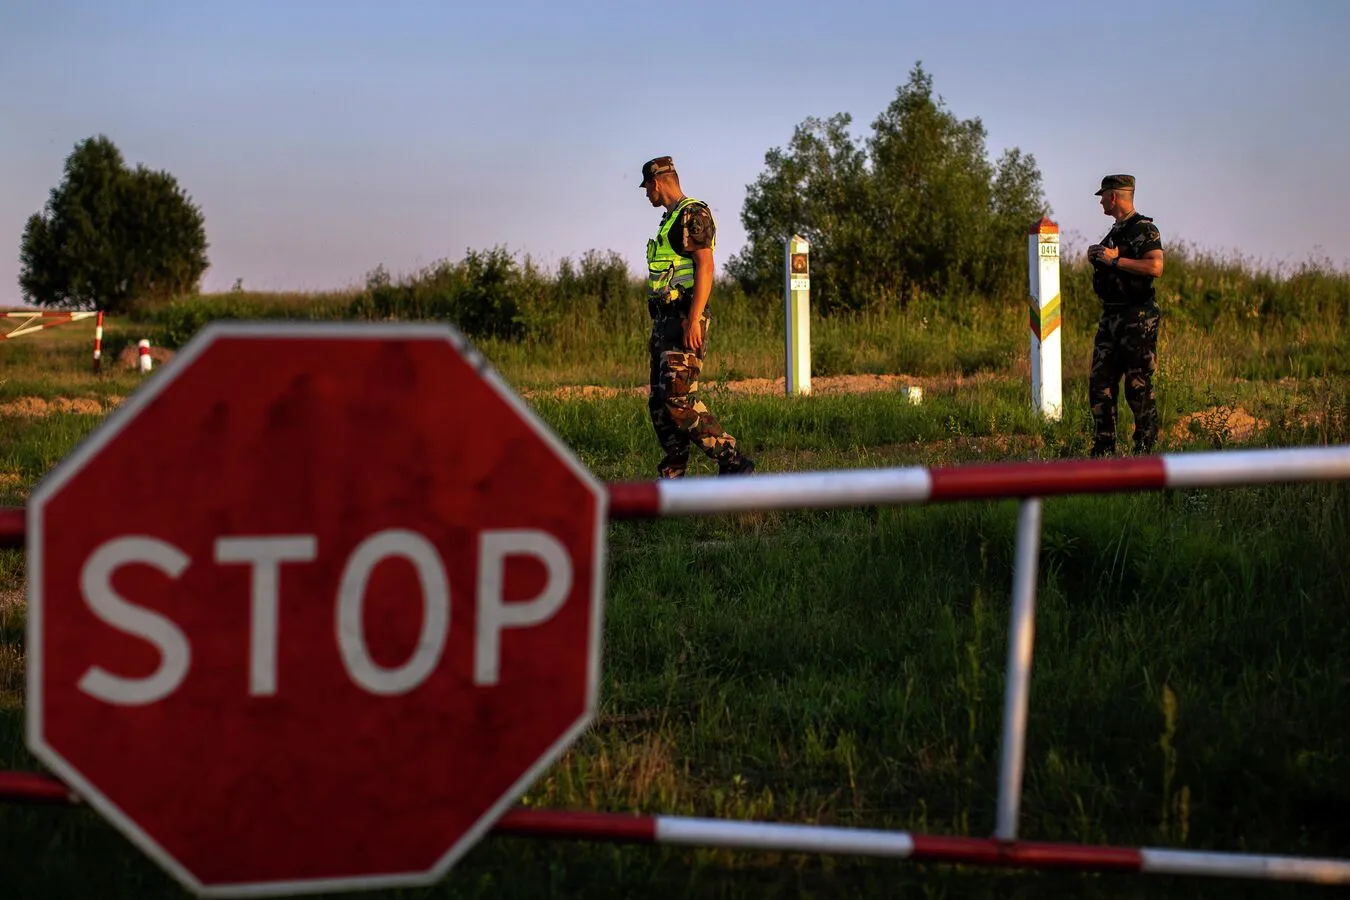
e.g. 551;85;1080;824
0;775;1346;885
0;507;22;550
607;446;1350;518
3;447;1349;546
0;311;97;340
493;809;1350;883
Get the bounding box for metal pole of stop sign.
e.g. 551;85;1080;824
994;497;1044;840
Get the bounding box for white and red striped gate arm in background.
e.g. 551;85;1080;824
1;310;99;341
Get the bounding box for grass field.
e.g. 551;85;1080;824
1;275;1348;899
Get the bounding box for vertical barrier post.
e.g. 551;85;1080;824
138;338;153;373
92;310;104;373
994;497;1044;840
1028;218;1062;420
784;235;811;396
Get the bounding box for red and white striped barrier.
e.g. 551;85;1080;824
137;338;153;373
0;770;78;805
1;309;104;373
606;446;1350;518
0;773;1345;886
2;446;1348;548
492;810;1350;884
0;506;21;550
1;309;99;341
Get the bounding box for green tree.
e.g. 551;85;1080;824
19;135;209;312
727;64;1049;312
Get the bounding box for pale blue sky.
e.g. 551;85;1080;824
2;0;1346;298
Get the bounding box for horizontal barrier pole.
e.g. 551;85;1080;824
4;447;1349;544
493;810;1350;884
0;770;80;805
0;311;98;340
0;506;21;550
0;312;98;319
422;809;1350;883
4;776;1344;885
609;446;1350;518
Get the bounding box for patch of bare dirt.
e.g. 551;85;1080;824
533;383;644;401
0;396;105;416
0;473;21;491
709;372;988;397
1170;406;1267;444
525;372;997;401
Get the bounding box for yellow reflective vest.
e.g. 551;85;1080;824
646;197;713;303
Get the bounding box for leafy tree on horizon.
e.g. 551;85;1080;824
727;63;1049;312
19;135;209;313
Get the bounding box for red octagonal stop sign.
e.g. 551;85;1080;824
26;322;608;896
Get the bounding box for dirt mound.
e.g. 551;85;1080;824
1171;406;1267;444
0;396;105;416
116;344;177;370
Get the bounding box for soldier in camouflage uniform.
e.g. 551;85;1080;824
639;156;755;478
1086;174;1165;457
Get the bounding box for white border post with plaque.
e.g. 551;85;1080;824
1027;217;1062;420
785;235;811;396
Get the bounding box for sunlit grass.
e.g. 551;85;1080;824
0;265;1347;898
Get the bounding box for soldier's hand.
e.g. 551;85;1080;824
682;317;705;354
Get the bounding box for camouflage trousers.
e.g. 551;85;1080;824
648;315;743;478
1088;305;1161;456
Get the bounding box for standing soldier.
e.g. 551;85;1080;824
638;156;755;478
1086;174;1165;457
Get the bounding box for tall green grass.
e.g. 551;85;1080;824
0;247;1347;898
118;244;1350;393
1;398;1347;898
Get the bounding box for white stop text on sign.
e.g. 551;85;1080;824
75;528;573;705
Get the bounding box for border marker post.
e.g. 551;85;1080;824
785;235;811;396
1028;217;1063;420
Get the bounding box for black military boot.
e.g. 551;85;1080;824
1090;440;1116;458
718;455;756;476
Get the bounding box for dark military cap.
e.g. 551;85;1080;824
640;156;677;186
1095;174;1136;195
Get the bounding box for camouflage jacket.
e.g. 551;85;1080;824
1092;213;1163;310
